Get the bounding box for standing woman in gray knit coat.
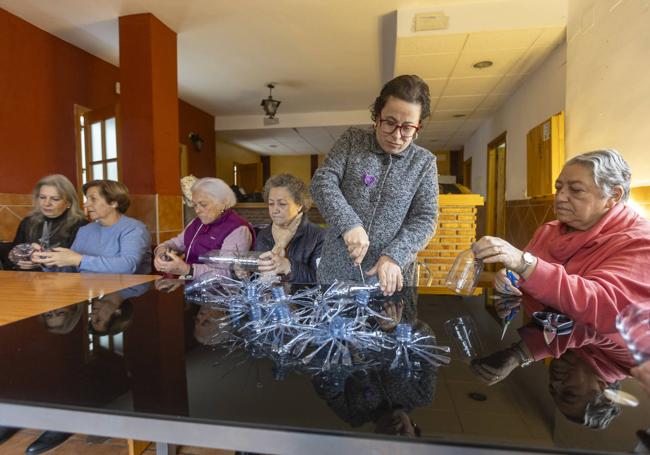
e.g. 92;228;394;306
311;75;438;295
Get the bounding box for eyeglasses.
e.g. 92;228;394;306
378;118;421;138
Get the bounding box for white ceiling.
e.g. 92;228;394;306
1;0;567;155
216;125;370;157
400;27;565;150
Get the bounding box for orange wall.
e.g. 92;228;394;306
0;8;216;195
179;100;216;178
0;8;119;194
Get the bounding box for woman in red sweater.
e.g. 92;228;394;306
470;149;650;429
474;149;650;332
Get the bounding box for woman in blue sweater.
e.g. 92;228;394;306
33;180;151;274
23;181;150;454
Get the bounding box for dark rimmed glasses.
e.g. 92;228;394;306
378;117;421;138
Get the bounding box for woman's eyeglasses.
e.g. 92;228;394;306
378;118;421;138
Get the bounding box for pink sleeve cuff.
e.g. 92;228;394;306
518;325;553;361
520;258;561;303
221;226;253;253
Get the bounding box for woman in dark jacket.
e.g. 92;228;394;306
0;175;87;454
2;174;87;270
255;173;325;283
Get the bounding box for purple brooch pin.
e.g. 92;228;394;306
363;173;377;187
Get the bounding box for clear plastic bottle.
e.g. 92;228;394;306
445;248;483;295
198;249;264;271
8;243;38;268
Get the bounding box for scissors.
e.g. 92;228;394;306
532;311;574;344
500;305;520;340
505;269;520;289
489;294;522;340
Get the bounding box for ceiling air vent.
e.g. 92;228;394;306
414;12;449;32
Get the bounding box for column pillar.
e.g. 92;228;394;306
119;14;182;243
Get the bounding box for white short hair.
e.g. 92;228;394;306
190;178;237;208
566;149;631;202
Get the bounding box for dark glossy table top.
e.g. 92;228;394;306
0;280;648;454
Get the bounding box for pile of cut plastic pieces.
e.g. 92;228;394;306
185;272;450;378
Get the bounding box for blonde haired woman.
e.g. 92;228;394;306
1;174;86;270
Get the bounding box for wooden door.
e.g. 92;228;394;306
235;162;262;194
526;112;565;197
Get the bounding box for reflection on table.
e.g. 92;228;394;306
0;278;647;454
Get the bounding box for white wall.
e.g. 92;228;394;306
464;42;567;199
566;0;650;187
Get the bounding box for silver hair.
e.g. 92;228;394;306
581;383;622;430
565;149;631;202
190;177;237;209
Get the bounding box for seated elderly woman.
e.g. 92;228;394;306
472;311;634;429
1;174;87;270
470;149;650;429
473;149;650;332
90;283;150;335
32;180;151;274
254;173;325;283
193;306;231;346
12;180;151;455
154;177;254;279
40;303;84;334
90;293;134;336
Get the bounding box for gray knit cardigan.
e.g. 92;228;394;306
311;127;438;285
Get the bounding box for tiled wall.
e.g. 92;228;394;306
157;195;184;243
0;193;33;242
111;194;184;245
0;192;183;246
504;187;650;250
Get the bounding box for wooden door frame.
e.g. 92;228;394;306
486;132;507;238
463;157;472;190
73;104;91;203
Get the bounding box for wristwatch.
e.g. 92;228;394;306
513;342;534;368
180;265;194;280
518;251;536;275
